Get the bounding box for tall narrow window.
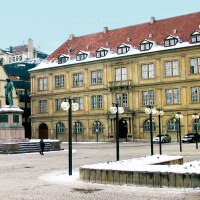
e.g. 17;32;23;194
190;58;200;74
115;67;127;81
39;100;47;112
116;93;128;107
191;86;200;103
91;70;102;84
73;73;84;87
55;98;66;111
38;78;48;90
92;95;102;109
141;64;155;79
74;97;83;110
55;75;65;88
142;90;154;106
166;88;180;104
165;61;179;77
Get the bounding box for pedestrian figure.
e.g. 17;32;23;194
40;138;45;155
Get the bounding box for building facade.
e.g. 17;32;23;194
0;38;48;65
30;12;200;141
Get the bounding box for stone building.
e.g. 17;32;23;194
30;12;200;141
0;38;48;65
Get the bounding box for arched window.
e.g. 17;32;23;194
192;119;200;132
56;122;65;134
92;121;103;133
143;119;156;132
167;118;178;132
73;121;84;134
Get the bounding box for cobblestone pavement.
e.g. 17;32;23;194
0;141;199;200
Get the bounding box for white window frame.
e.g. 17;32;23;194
55;75;65;88
38;77;48;90
166;88;180;104
165;61;179;77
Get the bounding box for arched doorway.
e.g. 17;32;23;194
119;119;128;138
39;123;48;139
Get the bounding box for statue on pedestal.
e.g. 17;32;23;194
4;78;14;106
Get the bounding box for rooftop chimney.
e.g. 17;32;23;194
69;34;75;40
150;17;155;24
28;38;33;59
9;46;12;53
103;27;108;33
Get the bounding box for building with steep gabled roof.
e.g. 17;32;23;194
30;12;200;142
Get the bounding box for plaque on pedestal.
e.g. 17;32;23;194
0;105;25;142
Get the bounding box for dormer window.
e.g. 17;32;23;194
58;54;69;64
140;40;153;51
96;48;108;58
76;51;88;61
164;35;178;47
191;31;200;43
117;44;130;54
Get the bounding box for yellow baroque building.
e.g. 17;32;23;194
30;12;200;141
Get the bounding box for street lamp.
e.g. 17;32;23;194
173;118;179;142
145;105;157;156
61;99;79;176
175;112;183;152
155;109;164;155
110;103;124;161
192;113;199;149
93;121;100;142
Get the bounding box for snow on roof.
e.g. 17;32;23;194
29;42;199;72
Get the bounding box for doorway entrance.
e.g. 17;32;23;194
39;123;48;139
119;119;128;138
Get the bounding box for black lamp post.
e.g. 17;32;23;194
145;105;156;156
94;121;100;142
110;103;124;161
192;113;199;149
174;118;179;142
175;112;183;152
61;99;79;176
156;109;164;155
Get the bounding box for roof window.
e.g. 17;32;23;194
190;31;200;43
58;54;69;64
96;47;108;58
140;40;153;51
76;51;88;61
117;44;130;54
164;35;178;47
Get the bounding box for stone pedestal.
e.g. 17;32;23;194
0;105;25;141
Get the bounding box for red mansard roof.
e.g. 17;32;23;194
48;12;200;61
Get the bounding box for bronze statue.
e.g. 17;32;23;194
4;78;14;106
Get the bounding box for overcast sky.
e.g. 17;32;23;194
1;0;200;54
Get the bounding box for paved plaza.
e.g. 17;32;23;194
0;141;199;200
